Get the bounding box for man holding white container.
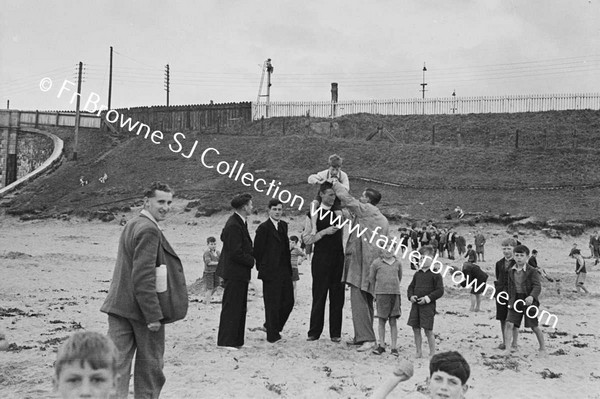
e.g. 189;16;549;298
101;182;188;398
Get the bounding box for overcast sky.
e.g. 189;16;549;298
1;0;599;111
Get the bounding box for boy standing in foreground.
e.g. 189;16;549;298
54;331;119;399
504;245;546;356
407;245;444;358
203;236;221;304
371;351;471;399
494;238;517;350
368;244;403;356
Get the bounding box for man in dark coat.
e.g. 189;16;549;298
216;193;255;349
101;182;188;398
253;199;294;343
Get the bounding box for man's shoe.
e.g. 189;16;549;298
372;345;385;355
390;348;399;357
357;341;376;352
306;336;319;341
268;334;282;343
331;337;341;343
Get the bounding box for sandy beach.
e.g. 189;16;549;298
1;202;599;398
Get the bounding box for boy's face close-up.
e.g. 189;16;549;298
289;240;297;249
502;246;514;259
208;241;217;251
428;370;467;399
328;166;340;178
55;361;116;399
513;252;528;266
419;254;433;270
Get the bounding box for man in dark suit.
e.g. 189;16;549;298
101;182;188;398
302;182;345;342
253;199;294;343
216;193;255;350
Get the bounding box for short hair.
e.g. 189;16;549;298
289;235;299;243
467;244;472;248
430;351;470;385
328;154;343;168
55;332;118;378
513;234;519;238
231;193;252;209
532;249;538;254
418;245;435;257
144;181;173;198
501;238;517;247
513;244;530;255
268;198;283;208
572;249;581;255
207;236;216;244
363;188;382;206
318;181;334;194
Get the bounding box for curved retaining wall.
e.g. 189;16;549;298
0;128;64;198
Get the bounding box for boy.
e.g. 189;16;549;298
465;244;477;263
569;242;579;258
494;238;517;350
307;153;348;235
372;351;470;399
368;244;402;356
474;229;486;262
203;236;221;304
574;249;590;294
407;245;444;358
460;262;488;312
504;245;546;356
54;331;119;399
289;235;305;301
528;249;555;283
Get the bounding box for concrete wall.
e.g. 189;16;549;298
0;111;19;188
16;132;54;179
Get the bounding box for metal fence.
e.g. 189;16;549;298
252;93;600;119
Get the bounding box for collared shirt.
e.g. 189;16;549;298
270;217;279;231
140;209;162;231
511;264;528;293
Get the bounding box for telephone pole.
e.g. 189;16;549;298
164;64;170;106
420;62;427;99
73;61;83;161
108;46;113;110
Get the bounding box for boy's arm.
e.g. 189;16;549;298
575;259;585;273
307;170;328;185
407;275;415;299
368;260;378;289
397;261;402;283
527;267;542;302
331;181;365;215
426;274;445;302
301;215;337;245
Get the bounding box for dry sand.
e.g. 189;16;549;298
1;202;599;398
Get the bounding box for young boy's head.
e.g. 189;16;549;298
513;244;530;266
54;332;119;399
531;249;538;257
428;351;470;399
418;245;436;270
289;235;299;249
500;238;517;260
327;154;343;177
380;238;397;260
207;236;217;250
467;244;472;249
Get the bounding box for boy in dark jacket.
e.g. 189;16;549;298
407;245;444;358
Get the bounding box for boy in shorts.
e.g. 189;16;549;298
372;351;470;399
368;244;403;356
460;262;488;312
407;245;444;358
504;245;546;356
289;235;305;301
203;236;221;304
494;238;517;350
574;249;590;294
54;331;119;399
465;244;477;263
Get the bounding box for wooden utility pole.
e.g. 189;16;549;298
331;82;338;118
6;100;9;109
73;61;82;161
164;64;170;106
108;46;113;110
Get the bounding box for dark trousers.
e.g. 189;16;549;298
262;274;294;342
108;314;165;399
217;279;249;347
308;265;345;339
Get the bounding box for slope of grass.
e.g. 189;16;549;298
5;110;600;223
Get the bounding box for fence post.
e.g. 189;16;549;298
35;110;39;128
431;124;435;145
217;113;221;135
515;129;519;149
260;116;264;135
55;111;60;126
